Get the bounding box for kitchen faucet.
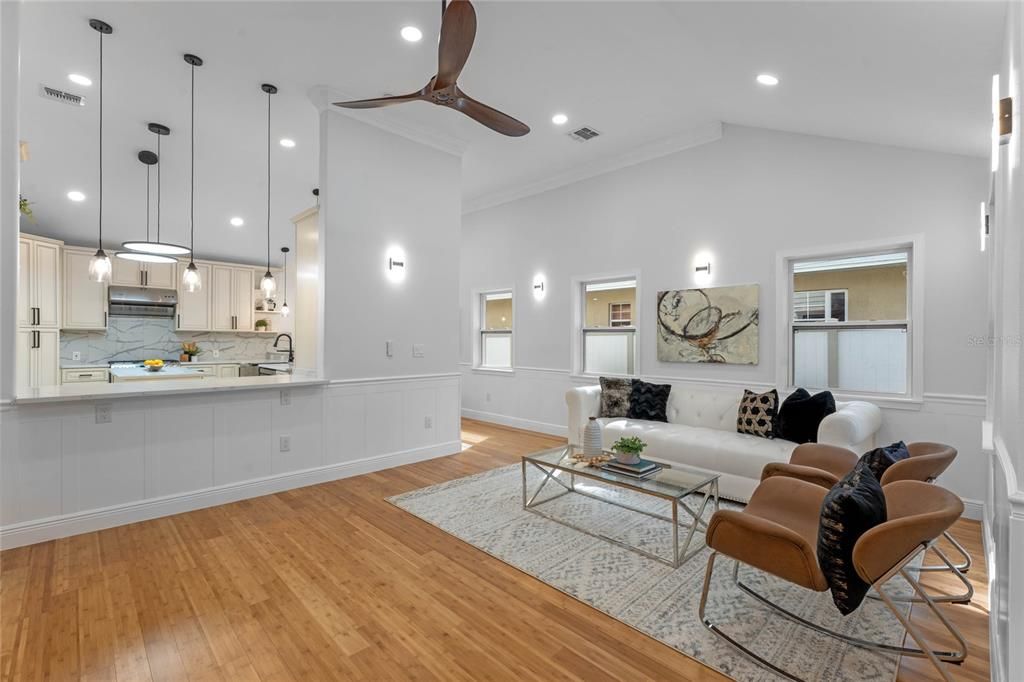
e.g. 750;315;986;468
273;333;294;363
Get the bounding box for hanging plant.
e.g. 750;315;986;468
19;195;35;222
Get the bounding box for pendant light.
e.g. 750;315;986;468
259;83;278;299
279;247;290;316
87;19;113;283
181;54;204;292
115;151;175;264
120;123;190;256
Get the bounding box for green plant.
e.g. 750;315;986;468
255;319;269;330
180;341;202;357
19;195;34;222
611;436;647;455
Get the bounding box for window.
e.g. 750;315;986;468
581;279;636;375
479;291;512;369
788;249;911;396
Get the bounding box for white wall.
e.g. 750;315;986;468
460;124;989;508
1;1;20;402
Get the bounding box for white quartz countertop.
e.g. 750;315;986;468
15;373;326;405
61;359;268;369
109;366;205;379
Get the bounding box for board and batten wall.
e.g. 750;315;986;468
460;123;989;511
0;108;463;549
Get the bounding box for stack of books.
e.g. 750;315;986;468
601;458;663;479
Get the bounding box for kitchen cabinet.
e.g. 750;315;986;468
176;262;211;331
17;329;59;391
211;265;253;331
63;247;108;330
216;364;240;378
112;258;177;288
19;235;61;329
61;368;110;383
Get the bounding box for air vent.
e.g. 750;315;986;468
39;84;85;107
568;126;601;142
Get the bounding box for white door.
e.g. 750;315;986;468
35;330;60;387
63;249;108;330
15;329;32;392
177;262;211;330
211;266;235;330
17;239;32;326
112;258;143;286
145;262;177;289
232;268;254;331
32;241;61;328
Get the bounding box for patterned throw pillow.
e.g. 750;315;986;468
736;389;778;439
859;441;910;481
817;462;887;615
627;379;672;422
599;377;632;418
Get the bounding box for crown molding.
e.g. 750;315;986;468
307;85;468;158
462;120;724;215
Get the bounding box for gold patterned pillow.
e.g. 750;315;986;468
736;389;778;439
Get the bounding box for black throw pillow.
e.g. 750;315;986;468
736;389;779;439
627;379;671;422
775;388;836;443
859;441;910;481
817;462;887;615
599;377;632;418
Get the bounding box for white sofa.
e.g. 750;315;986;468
567;384;882;503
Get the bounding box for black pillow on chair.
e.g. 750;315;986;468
817;462;888;615
775;388;836;443
859;441;910;480
627;379;672;422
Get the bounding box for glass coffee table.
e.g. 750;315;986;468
522;445;720;568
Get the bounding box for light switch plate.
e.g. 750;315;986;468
280;390;291;406
385;340;394;358
279;435;291;452
212;348;220;358
424;416;432;429
95;403;112;424
412;344;425;358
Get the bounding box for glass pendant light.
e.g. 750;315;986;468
279;247;290;316
181;54;204;292
120;123;190;256
87;19;113;283
260;83;278;299
116;151;176;264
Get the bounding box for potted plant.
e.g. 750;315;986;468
180;342;202;363
19;195;34;222
610;436;647;465
255;319;269;332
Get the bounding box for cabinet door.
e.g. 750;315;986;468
32;241;61;328
112;258;143;286
177;262;211;331
217;364;240;378
63;249;107;330
144;262;176;289
211;266;235;330
15;329;32;392
232;268;254;331
17;239;32;326
35;330;60;387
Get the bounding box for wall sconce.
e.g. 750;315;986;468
980;201;990;252
388;257;405;270
695;263;711;276
532;273;547;300
385;246;406;283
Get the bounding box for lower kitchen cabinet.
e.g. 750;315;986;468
17;328;59;390
61;368;110;383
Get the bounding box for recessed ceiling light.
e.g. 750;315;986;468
756;74;780;86
230;216;244;227
400;26;423;42
67;190;86;202
551;113;568;126
68;73;92;86
279;138;296;148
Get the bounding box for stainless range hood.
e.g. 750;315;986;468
108;286;177;318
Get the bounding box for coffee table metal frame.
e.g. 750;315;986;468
521;446;720;568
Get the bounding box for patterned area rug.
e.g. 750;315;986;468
388;463;914;682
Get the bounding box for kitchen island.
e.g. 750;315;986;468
109;365;206;382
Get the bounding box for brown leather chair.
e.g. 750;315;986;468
699;477;968;682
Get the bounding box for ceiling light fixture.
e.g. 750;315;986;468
121;123;191;256
260;83;278;299
67;190;86;202
551;113;568;126
181;53;204;293
115;151;175;265
280;247;290;317
279;138;296;148
230;216;244;227
87;18;112;284
68;73;92;86
756;74;779;86
400;25;423;42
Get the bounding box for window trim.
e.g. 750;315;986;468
571;271;641;378
473;288;515;372
776;236;923;403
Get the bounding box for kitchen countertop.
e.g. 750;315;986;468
109;366;205;380
15;373;326;405
61;359;276;369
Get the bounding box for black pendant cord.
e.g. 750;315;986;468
146;164;151;241
98;28;103;249
156;132;162;242
189;61;195;263
266;89;272;273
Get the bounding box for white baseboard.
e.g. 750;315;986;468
461;408;568;438
961;498;984;521
0;440;461;550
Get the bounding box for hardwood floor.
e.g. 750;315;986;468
0;418;990;681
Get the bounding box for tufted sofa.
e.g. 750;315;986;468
566;384;882;503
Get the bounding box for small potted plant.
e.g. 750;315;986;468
255;319;270;332
180;341;202;363
611;436;647;465
19;195;35;222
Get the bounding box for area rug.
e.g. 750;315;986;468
388;463;915;682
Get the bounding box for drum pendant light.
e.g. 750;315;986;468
121;123;190;256
87;19;113;283
115;151;175;264
181;54;204;292
279;247;290;316
259;83;278;299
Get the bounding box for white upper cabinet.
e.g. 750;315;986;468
234;268;254;332
111;258;142;286
145;261;176;289
111;258;178;287
211;265;254;331
63;247;107;330
18;235;62;329
176;262;211;331
17;239;31;327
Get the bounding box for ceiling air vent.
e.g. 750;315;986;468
39;84;85;107
568;126;601;142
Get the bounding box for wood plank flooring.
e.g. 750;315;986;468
0;419;990;681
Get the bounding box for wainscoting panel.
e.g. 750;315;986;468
146;403;215;498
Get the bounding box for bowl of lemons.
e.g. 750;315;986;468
143;359;165;372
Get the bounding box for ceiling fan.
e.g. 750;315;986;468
333;0;530;137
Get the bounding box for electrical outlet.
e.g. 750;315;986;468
212;348;220;358
72;351;81;361
486;392;491;402
95;403;112;424
279;435;291;452
424;416;432;429
280;390;291;406
412;344;425;358
385;340;394;358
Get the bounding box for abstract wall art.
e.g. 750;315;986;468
656;284;760;364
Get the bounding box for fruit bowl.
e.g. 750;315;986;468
144;365;164;372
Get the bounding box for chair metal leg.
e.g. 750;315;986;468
918;530;972;573
868;542;974;605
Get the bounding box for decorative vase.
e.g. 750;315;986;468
180;354;190;362
583;417;603;456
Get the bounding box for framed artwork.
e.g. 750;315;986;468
656;284;759;364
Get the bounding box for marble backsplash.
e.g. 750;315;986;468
60;317;281;365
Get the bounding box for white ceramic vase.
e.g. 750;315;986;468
583;417;603;456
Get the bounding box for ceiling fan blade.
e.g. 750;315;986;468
333;91;425;109
453;89;530;137
435;0;476;90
